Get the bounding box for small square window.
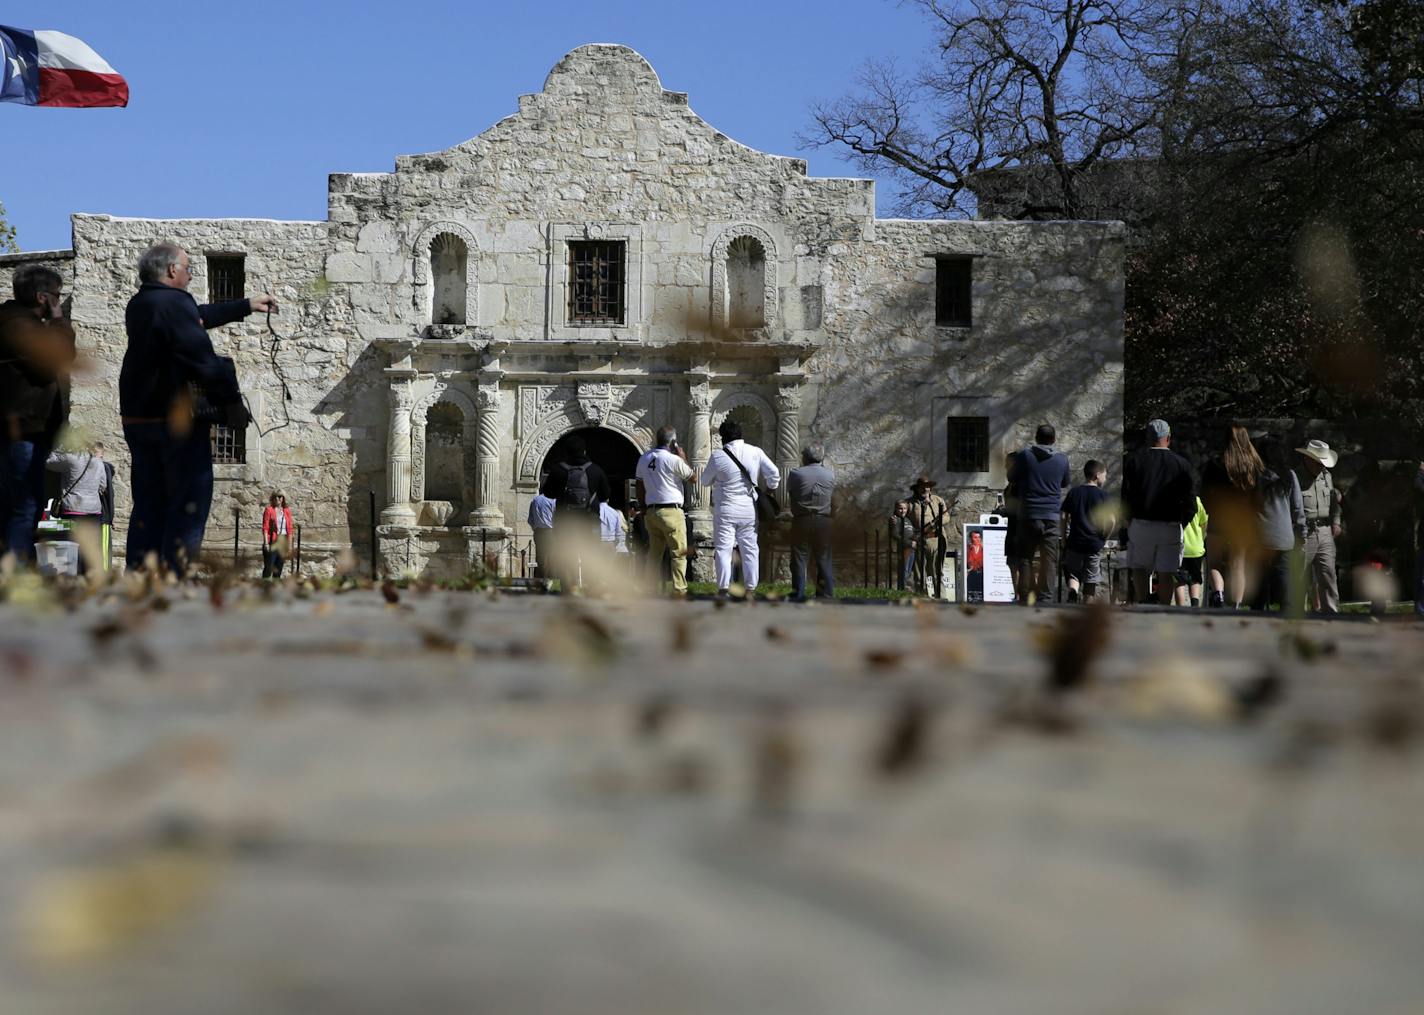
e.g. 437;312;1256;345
211;424;246;465
935;256;972;327
568;240;625;325
946;416;989;472
207;254;245;303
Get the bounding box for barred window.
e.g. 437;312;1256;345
946;416;989;473
211;424;246;465
935;256;972;327
207;254;245;303
568;240;625;324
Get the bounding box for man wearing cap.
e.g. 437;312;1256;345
1293;439;1342;613
1122;419;1195;604
907;474;948;595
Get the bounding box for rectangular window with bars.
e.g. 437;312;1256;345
935;256;972;327
206;254;246;304
946;416;990;473
567;240;626;325
210;424;246;465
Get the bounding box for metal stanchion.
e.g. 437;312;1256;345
233;507;240;564
294;524;302;578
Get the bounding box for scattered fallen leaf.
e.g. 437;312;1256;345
873;692;936;779
381;581;400;604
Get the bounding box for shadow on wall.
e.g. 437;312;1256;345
811;235;1123;552
312;341;391;576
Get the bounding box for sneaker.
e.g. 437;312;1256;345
1209;590;1224;609
1066;589;1080;604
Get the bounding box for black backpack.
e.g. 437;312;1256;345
559;462;595;511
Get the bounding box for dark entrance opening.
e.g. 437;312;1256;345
539;427;641;510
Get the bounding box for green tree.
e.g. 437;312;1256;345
0;200;16;253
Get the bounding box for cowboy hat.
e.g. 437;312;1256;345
909;473;937;490
1295;439;1338;468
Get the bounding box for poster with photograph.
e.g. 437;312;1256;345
964;516;1014;603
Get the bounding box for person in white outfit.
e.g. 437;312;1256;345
598;499;628;554
700;418;780;597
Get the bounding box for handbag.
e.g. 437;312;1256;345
722;447;780;527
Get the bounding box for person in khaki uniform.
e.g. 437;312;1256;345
1294;439;1342;613
907;475;948;596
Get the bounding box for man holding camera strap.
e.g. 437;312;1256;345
120;243;275;574
635;425;693;597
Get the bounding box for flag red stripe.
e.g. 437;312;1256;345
37;67;128;108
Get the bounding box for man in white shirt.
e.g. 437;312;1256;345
635;425;694;597
527;490;556;580
700;418;780;598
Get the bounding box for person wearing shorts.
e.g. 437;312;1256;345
1174;496;1208;607
1122;419;1195;604
1062;460;1113;602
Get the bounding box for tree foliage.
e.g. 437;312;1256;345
808;0;1424;433
0;200;16;253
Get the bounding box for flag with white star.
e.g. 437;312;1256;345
1;25;127;108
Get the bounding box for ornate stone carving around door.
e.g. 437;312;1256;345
515;382;669;487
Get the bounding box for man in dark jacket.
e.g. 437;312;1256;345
1415;462;1424;618
1008;423;1071;604
1122;419;1195;604
120;243;275;574
0;264;75;562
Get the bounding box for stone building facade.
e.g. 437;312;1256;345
1;45;1124;578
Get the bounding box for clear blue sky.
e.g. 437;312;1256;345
2;0;930;252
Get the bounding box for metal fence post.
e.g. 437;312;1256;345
294;524;302;578
233;507;240;565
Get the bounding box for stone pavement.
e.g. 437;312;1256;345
0;585;1421;1014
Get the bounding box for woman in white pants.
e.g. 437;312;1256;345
700;418;780;596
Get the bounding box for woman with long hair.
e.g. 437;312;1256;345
1201;424;1265;607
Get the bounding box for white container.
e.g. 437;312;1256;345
36;540;80;577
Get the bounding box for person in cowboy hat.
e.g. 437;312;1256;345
907;473;948;596
1293;438;1342;613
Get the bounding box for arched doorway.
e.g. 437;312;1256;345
539;427;641;510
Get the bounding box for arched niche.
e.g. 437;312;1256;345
412;222;479;329
710;389;775;451
710;224;778;333
409;383;479;511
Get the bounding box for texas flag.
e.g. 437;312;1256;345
1;25;128;108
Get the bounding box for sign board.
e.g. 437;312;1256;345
963;514;1014;603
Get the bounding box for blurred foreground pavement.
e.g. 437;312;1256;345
1;586;1421;1014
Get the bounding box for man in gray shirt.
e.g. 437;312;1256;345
786;442;835;601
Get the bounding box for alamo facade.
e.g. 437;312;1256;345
2;45;1124;578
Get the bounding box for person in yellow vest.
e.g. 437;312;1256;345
1175;496;1209;607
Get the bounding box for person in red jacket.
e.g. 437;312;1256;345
261;492;293;579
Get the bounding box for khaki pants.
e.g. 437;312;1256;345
915;537;940;595
645;506;689;595
1302;525;1339;613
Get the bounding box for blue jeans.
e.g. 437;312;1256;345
123;420;214;574
1;436;51;563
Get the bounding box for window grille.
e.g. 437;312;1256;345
207;254;245;304
568;240;626;324
935;256;972;327
946;416;989;473
211;424;246;465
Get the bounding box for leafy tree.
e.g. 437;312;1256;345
0;200;16;253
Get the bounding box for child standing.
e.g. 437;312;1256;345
1175;496;1209;607
1061;460;1114;603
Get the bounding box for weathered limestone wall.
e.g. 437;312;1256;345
812;218;1125;531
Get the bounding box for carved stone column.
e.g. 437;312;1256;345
471;377;505;527
686;375;713;541
381;372;418;524
774;383;802;495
